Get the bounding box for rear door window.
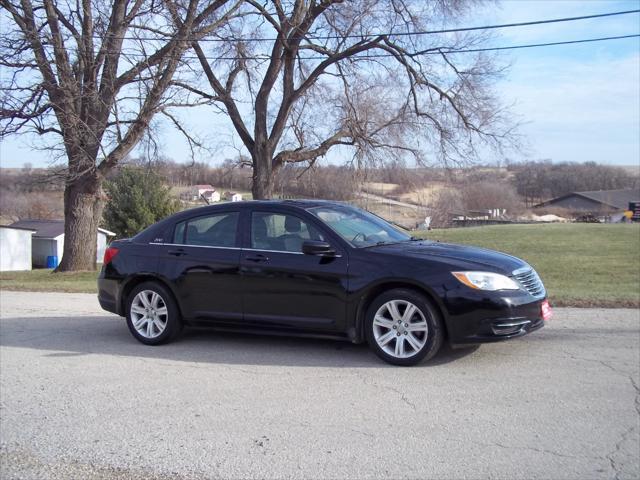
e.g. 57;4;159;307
173;212;239;247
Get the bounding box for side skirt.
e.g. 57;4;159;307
186;324;354;343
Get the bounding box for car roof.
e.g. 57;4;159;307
244;199;346;209
180;199;348;214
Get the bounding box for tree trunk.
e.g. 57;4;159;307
251;146;275;199
55;172;105;272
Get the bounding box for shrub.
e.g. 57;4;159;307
103;167;180;238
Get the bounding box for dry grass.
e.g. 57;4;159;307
0;269;99;293
397;183;449;205
361;182;399;195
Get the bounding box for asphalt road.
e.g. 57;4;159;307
1;291;638;480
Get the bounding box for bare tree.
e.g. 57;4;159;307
273;163;359;200
189;0;514;199
461;180;523;215
510;160;635;206
0;0;239;270
429;187;463;228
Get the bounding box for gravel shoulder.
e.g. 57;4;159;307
1;291;639;479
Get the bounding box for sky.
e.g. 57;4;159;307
485;0;640;166
0;0;638;168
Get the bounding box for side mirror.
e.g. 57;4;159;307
302;240;336;257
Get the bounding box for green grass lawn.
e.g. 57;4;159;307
416;223;640;307
0;269;99;293
1;224;638;307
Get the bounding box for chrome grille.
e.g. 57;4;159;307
513;267;546;298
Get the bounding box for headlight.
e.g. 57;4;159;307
452;271;520;291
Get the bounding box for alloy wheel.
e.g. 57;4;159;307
372;299;428;359
130;290;168;339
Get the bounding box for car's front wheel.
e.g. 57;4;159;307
365;289;443;366
126;282;182;345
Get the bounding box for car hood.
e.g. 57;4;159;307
368;240;527;274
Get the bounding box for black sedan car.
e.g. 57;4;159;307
98;200;551;365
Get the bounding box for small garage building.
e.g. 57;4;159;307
0;225;36;271
9;220;115;267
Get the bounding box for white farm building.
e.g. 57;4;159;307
9;219;115;268
224;191;243;202
0;225;36;271
201;189;221;203
191;184;215;201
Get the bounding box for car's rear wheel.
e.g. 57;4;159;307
126;282;182;345
365;289;443;366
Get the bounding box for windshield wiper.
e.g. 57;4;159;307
360;241;391;248
362;240;409;248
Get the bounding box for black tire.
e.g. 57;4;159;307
125;281;183;345
365;288;444;366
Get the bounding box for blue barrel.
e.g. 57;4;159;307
46;255;58;268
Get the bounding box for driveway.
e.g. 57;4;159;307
1;291;638;479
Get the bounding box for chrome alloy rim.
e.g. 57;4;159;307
373;300;428;358
130;290;168;339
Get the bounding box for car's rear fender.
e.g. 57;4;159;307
118;273;184;320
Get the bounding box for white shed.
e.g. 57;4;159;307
224;191;243;202
191;184;215;201
0;226;36;271
201;189;221;203
9;220;115;268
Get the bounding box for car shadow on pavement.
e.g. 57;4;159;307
0;314;480;368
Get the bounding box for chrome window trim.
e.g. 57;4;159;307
149;242;242;251
247;247;304;255
247;247;342;257
149;242;342;257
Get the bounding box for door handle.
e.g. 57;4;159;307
168;249;187;257
245;253;269;263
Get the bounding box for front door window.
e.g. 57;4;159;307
251;212;324;253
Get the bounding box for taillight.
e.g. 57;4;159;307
103;246;119;265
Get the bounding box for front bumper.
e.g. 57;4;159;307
443;289;547;346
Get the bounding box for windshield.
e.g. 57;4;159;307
309;205;411;248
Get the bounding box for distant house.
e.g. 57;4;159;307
534;189;640;221
191;184;215;201
201;189;221;203
224;191;242;202
0;225;36;271
9;219;115;267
